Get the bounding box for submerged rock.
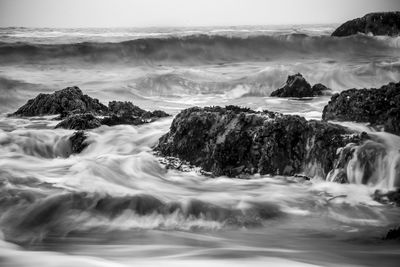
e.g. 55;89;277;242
69;131;88;154
12;86;108;117
322;81;400;135
332;12;400;37
270;73;330;98
156;106;366;178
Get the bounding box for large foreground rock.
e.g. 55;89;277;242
332;12;400;37
13;86;108;117
156;106;367;178
270;73;331;98
322;81;400;135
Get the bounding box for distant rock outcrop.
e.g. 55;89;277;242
12;87;170;130
332;12;400;37
270;73;331;98
13;86;108;117
156;106;366;178
322;81;400;135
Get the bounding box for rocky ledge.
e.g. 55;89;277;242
332;12;400;37
12;86;108;117
12;86;170;130
322;81;400;135
270;73;331;98
155;106;368;178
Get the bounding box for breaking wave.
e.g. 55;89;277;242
1;34;399;64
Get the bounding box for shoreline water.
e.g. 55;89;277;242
1;25;400;266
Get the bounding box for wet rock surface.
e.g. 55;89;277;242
12;86;108;117
270;73;331;98
332;12;400;37
322;81;400;135
101;101;169;127
69;131;88;154
55;113;102;130
156;106;366;178
12;87;170;130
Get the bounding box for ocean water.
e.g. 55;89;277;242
0;25;400;267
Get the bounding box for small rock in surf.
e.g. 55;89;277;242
270;73;331;98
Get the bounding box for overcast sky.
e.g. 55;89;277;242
0;0;399;28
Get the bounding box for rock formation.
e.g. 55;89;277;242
270;73;331;97
332;12;400;37
156;106;367;178
13;86;108;117
12;87;170;130
55;113;102;130
69;131;88;154
322;81;400;135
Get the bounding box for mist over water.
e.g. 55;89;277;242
1;25;400;267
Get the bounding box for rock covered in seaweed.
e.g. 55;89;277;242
156;105;366;178
12;86;108;117
322;81;400;135
332;12;400;37
270;73;331;98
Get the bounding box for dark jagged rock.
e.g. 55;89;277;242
9;86;173;130
100;101;170;126
270;74;330;98
101;101;170;126
156;106;366;178
69;131;88;154
55;113;101;130
332;12;400;37
384;227;400;240
12;86;108;117
322;81;400;135
56;100;170;129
